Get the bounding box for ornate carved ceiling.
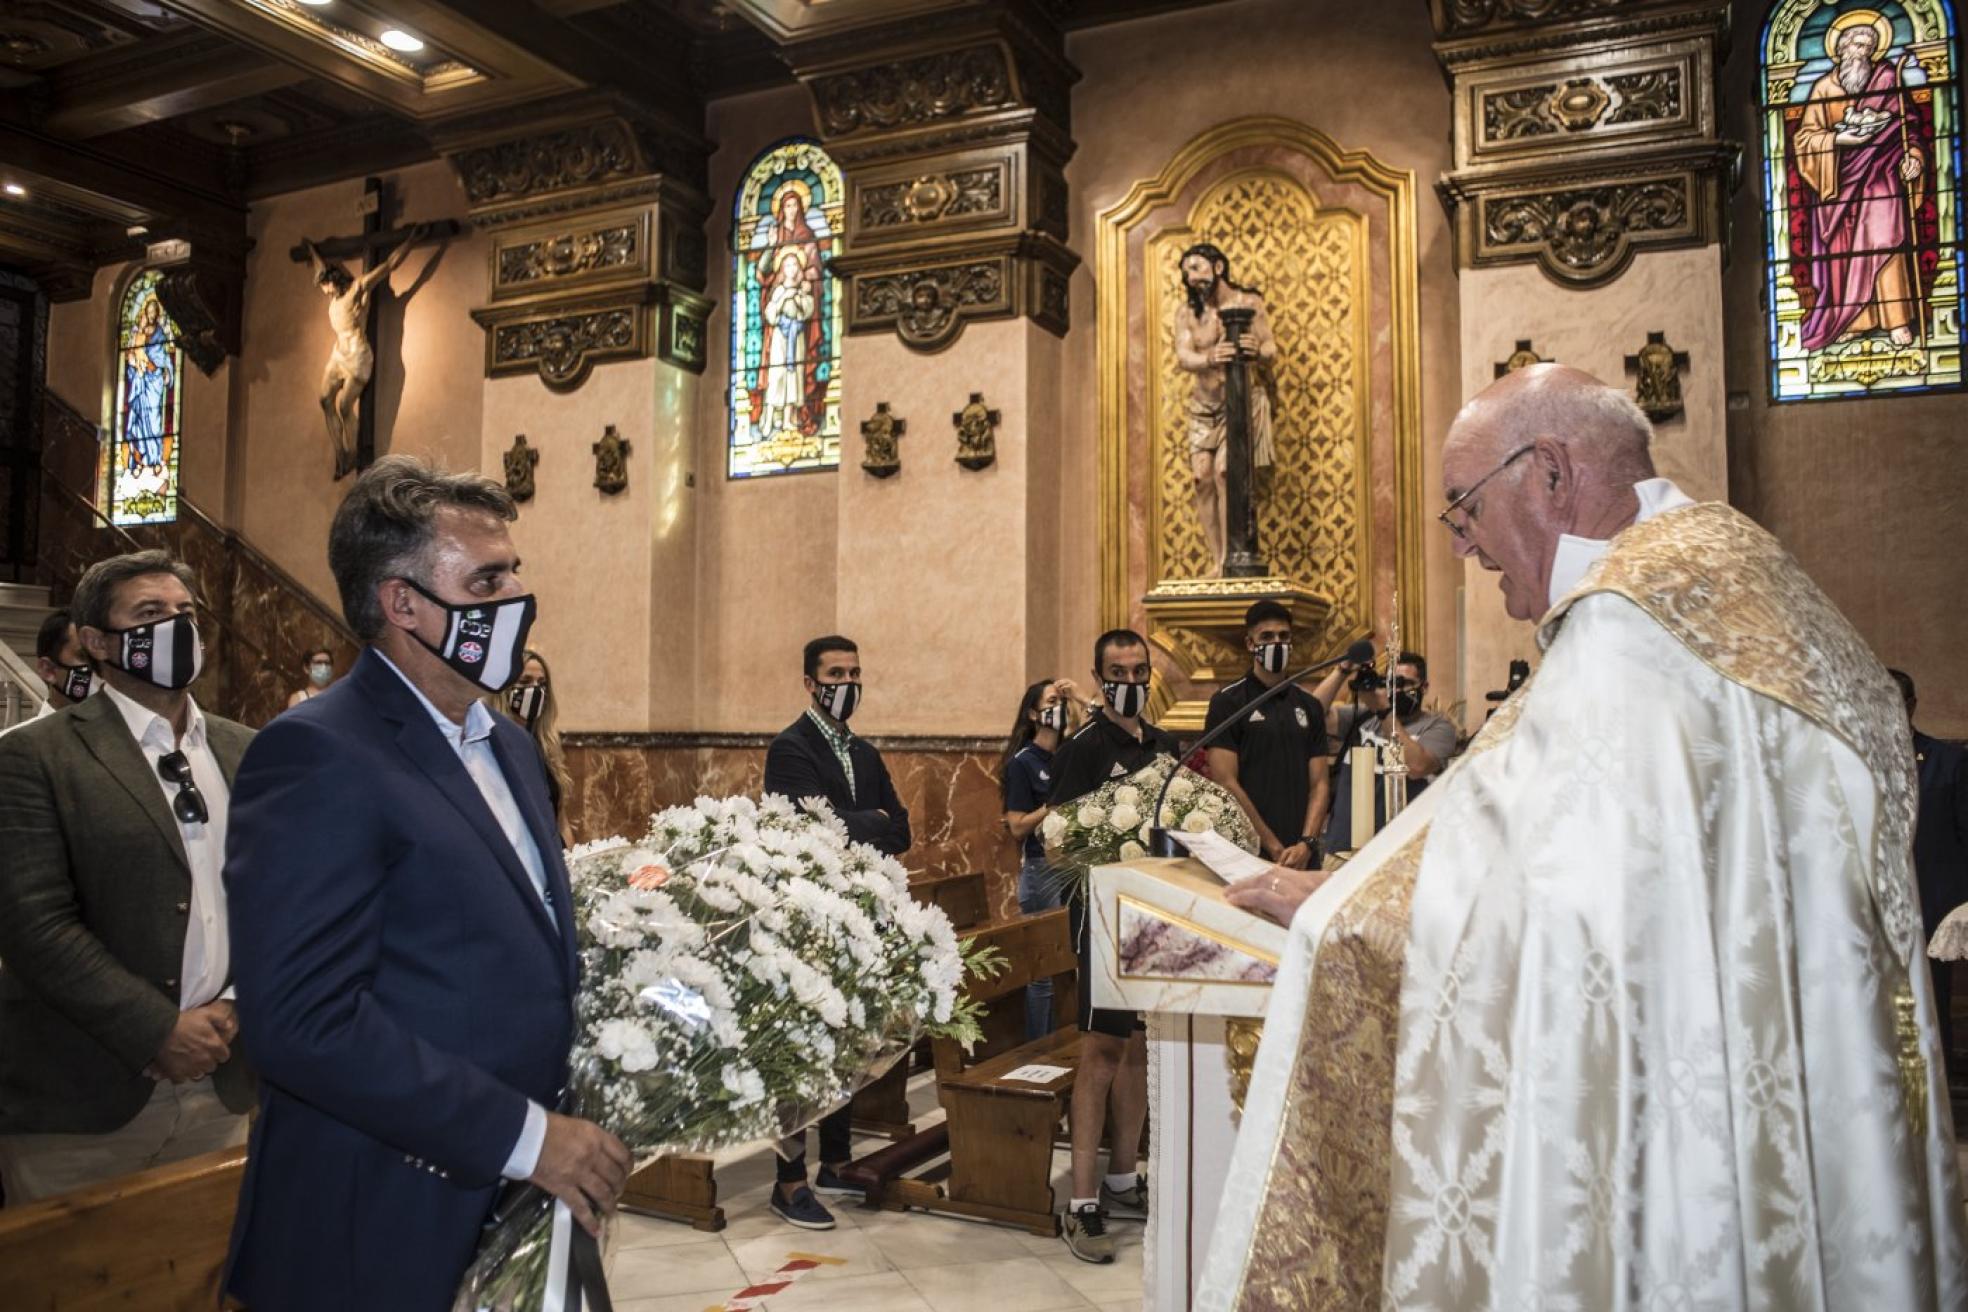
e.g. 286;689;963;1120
0;0;1227;306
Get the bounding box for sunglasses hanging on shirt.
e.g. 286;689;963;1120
156;749;209;825
107;613;203;691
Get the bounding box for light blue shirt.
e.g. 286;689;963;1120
377;652;551;1181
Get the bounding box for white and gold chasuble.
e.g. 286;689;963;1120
1199;503;1967;1311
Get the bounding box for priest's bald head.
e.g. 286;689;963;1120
1440;363;1656;621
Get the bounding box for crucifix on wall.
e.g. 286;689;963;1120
290;178;460;478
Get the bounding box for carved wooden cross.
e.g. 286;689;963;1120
287;177;461;470
1494;339;1548;378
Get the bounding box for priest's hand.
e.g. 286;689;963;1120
531;1112;633;1237
1225;866;1328;927
148;1001;236;1082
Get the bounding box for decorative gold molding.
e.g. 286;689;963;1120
471;286;658;391
1096;117;1426;666
834;232;1075;350
489;208;653;303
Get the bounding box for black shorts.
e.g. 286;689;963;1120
1070;895;1143;1039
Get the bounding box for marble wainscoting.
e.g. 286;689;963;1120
564;735;1023;920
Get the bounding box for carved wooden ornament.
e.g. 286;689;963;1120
593;424;631;494
860;403;905;478
952;392;1001;471
503;433;540;502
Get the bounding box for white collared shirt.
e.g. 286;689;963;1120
374;651;552;1180
1547;477;1697;609
99;682;232;1010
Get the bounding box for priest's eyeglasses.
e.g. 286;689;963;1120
1438;444;1534;540
156;750;209;826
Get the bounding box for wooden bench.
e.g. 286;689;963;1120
878;905;1083;1234
0;1144;246;1309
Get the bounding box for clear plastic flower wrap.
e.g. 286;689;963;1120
454;794;997;1312
1039;757;1259;899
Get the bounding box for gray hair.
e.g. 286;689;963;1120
328;455;517;639
70;550;199;634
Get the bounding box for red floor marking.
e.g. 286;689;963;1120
703;1251;846;1311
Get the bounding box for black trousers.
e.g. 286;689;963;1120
775;1105;854;1182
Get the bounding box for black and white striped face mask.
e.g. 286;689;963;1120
108;612;203;690
813;680;861;723
402;578;537;694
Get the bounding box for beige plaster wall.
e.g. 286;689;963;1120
691;84;842;733
44;261;233;513
1454;247;1730;725
231;159;487;603
1062;0;1464;709
1719;36;1968;737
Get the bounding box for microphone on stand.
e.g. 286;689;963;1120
1148;638;1375;858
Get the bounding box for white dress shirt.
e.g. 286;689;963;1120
1546;477;1696;608
99;683;232;1010
375;653;552;1181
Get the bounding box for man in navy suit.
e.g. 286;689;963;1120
222;457;630;1309
760;634;910;1228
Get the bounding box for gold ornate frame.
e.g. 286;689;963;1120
1096;116;1426;660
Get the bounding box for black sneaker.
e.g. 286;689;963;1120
769;1185;837;1230
814;1164;866;1198
1062;1202;1115;1264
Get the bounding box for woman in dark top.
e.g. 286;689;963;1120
1001;676;1081;1039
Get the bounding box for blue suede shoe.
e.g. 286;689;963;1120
769;1185;837;1231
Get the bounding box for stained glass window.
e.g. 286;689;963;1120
104;268;183;523
1762;0;1963;400
728;138;844;478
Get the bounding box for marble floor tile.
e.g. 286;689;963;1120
726;1223;892;1284
1040;1250;1144;1302
616;1212;734;1252
858;1208;1041;1269
610;1237;749;1299
901;1256;1095;1312
763;1270;936;1312
614;1294;730;1312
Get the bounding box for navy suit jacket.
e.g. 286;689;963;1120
764;713;911;857
221;648;577;1311
1914;729;1968;933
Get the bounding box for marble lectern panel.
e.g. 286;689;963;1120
1088;857;1285;1018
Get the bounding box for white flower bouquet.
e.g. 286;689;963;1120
1038;757;1258;897
454;793;997;1312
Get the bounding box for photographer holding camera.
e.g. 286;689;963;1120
1309;649;1457;854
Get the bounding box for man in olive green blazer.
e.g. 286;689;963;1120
0;551;255;1202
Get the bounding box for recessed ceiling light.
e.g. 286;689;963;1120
379;28;424;52
3;183;24;197
296;0;331;6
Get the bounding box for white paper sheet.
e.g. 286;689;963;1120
1001;1063;1072;1084
1166;827;1276;883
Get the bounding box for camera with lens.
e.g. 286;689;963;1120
1348;666;1385;694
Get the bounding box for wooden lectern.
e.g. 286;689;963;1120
1085;856;1285;1311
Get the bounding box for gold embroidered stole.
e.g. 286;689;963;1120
1540;501;1920;961
1227;691;1533;1311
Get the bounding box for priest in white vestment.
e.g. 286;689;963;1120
1199;364;1966;1311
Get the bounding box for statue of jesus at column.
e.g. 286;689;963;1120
1174;243;1277;575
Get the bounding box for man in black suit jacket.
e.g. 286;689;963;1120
222;458;630;1310
760;634;910;1228
0;551;254;1202
1892;670;1968;1067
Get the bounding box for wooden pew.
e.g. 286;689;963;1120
881;905;1081;1234
621;1153;725;1231
0;1145;246;1309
